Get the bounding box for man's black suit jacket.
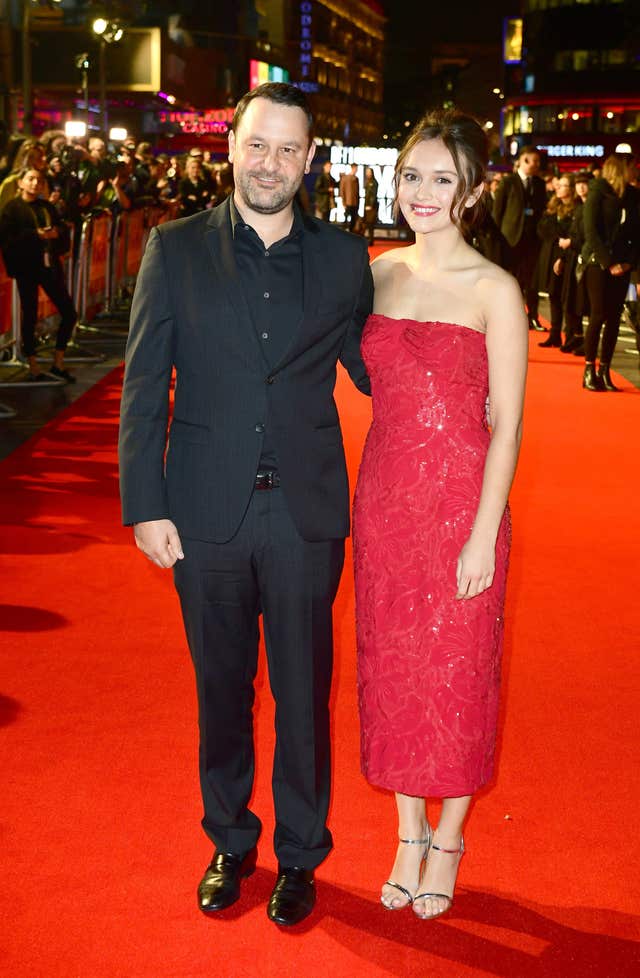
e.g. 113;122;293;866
118;197;373;543
492;172;547;247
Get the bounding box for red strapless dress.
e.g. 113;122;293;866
354;315;511;797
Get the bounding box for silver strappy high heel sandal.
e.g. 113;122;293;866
381;825;433;910
413;837;465;919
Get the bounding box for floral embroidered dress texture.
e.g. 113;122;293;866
354;315;511;798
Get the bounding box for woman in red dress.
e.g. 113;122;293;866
354;111;528;919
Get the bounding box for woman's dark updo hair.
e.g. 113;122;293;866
394;108;489;229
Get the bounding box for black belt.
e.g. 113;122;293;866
254;469;280;491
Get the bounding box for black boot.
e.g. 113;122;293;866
560;335;583;354
539;334;561;348
582;362;605;391
597;362;620;392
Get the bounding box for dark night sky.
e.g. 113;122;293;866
382;0;516;45
381;0;517;130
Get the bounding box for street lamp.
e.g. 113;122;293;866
92;18;125;137
22;0;64;134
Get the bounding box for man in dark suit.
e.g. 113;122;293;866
118;83;372;926
492;145;547;330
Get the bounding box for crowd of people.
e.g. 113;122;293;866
0;126;638;391
479;146;640;391
0;131;238;382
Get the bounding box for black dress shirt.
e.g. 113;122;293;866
230;195;304;470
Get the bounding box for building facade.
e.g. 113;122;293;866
501;0;640;170
1;0;384;150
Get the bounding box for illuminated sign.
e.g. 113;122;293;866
249;60;289;90
503;18;522;65
158;108;235;135
329;146;399;226
538;143;605;158
300;2;312;80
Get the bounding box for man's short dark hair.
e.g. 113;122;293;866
232;83;314;143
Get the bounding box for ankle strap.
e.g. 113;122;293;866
430;837;465;855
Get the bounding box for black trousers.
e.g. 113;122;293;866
583;264;631;364
511;229;541;319
16;260;77;358
547;269;564;341
344;205;358;232
173;486;345;869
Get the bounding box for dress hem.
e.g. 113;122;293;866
362;769;493;799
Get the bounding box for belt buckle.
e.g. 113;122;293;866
255;469;275;491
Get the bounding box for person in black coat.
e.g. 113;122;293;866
580;155;640;391
0;167;76;382
119;83;372;927
492;145;547;330
535;175;577;348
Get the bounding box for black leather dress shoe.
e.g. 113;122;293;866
198;847;257;912
267;866;316;926
538;336;561;348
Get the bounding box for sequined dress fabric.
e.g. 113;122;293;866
354;315;511;797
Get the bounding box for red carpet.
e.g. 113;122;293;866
2;314;640;975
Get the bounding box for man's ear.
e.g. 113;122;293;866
228;130;236;164
304;139;316;175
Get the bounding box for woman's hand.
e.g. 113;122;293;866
609;262;630;276
456;536;496;599
558;237;571;250
553;258;563;276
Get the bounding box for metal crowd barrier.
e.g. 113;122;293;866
0;203;172;392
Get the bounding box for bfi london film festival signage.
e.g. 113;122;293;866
298;1;319;93
329;146;399;225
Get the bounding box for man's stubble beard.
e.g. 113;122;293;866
236;171;300;215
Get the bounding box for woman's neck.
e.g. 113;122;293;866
412;224;467;271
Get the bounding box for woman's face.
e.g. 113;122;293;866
397;137;474;234
555;177;572;201
186;158;201;179
575;179;589;201
18;168;40;200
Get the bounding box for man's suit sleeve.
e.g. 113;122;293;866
118;227;175;525
492;176;508;230
339;239;373;396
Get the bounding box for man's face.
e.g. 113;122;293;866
228;97;315;216
519;152;540;176
89;138;106;161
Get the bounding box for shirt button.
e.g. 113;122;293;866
255;423;265;433
266;375;275;385
263;291;270;299
264;250;270;257
261;332;269;339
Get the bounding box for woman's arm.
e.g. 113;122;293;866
583;182;614;269
456;272;528;599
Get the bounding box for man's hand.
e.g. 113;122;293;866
134;519;184;568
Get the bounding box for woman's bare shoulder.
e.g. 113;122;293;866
371;246;413;284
